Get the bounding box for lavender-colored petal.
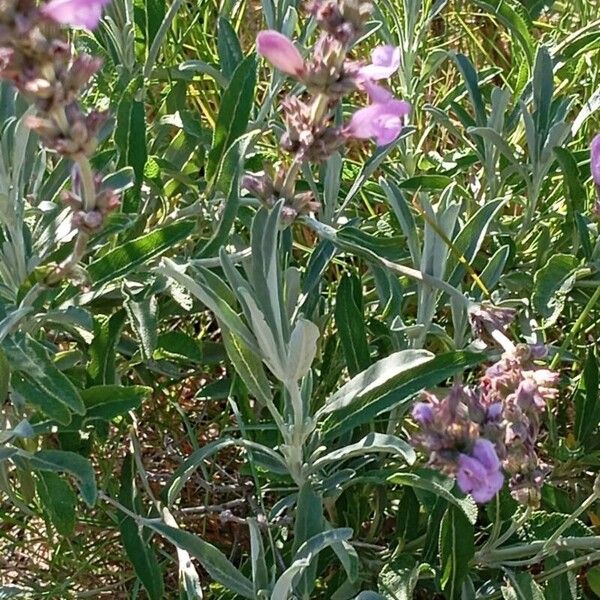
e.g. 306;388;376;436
361;79;393;103
359;45;401;80
487;402;503;421
457;448;504;503
591;134;600;186
472;470;504;503
471;438;500;472
412;402;434;425
256;30;305;77
456;454;487;495
41;0;110;30
346;99;410;146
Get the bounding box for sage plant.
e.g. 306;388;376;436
0;0;114;282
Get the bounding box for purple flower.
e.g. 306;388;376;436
412;402;434;425
591;134;600;186
345;97;410;146
456;439;504;503
41;0;111;30
256;31;305;78
359;45;401;80
361;78;394;103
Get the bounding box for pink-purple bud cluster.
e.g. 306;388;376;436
246;0;410;221
62;170;120;233
0;0;117;242
412;344;559;506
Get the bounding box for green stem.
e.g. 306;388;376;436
550;284;600;370
76;156;97;212
46;232;90;284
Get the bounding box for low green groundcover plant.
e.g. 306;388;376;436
0;0;599;597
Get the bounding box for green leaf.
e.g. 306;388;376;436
587;565;600;597
380;178;421;265
531;253;577;323
439;505;474;599
294;528;353;562
248;518;269;595
473;244;510;298
88;310;127;386
318;351;484;441
575;348;600;444
11;372;71;425
335;272;370;376
0;347;9;403
147;520;254;598
163;438;235;505
88;221;195;287
222;328;273;406
217;17;243;79
533;46;553;138
286;318;320;382
502;571;545;600
28;450;96;506
206;54;256;184
36;471;77;536
118;454;164;600
378;554;428;600
309;433;415;473
157;258;258;354
388;470;478;524
544;555;577;600
271;559;310;600
317;350;433;417
554;147;586;222
115;81;147;210
293;483;324;598
154;331;203;364
396;174;453;191
102;167;136;195
452;53;487;126
81;385;150;421
471;0;534;64
446;198;506;287
124;292;158;361
4;336;85;421
200;130;259;256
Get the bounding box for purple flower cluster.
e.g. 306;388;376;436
246;0;410;221
256;30;409;149
0;0;116;243
412;345;559;506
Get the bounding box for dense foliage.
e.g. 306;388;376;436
0;0;599;598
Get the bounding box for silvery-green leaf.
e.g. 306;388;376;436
162;508;203;600
317;350;433;418
238;288;286;380
248;518;269;595
221;328;273;407
285;318;319;382
271;559;310;600
308;433;415;473
157;258;258;353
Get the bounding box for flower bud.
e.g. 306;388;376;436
256;30;305;78
41;0;111;30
